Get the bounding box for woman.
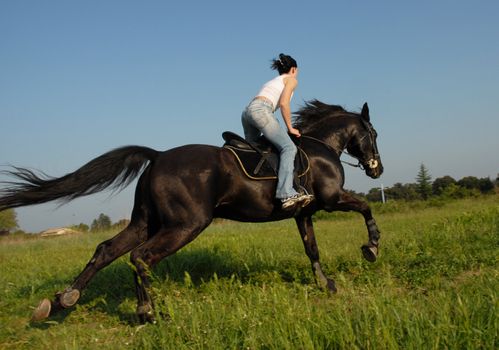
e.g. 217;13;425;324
241;53;313;209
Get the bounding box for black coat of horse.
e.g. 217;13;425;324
0;100;383;323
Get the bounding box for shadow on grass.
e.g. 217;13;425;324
26;246;314;326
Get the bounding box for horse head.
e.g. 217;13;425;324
345;103;383;179
294;100;383;179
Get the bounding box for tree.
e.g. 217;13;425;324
478;177;494;194
70;223;89;233
457;176;480;190
112;219;130;231
0;209;18;233
432;175;457;196
385;182;420;201
90;213;112;232
366;187;383;202
416;164;432;200
345;189;366;200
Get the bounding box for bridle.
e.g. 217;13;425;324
359;119;380;170
301;121;379;171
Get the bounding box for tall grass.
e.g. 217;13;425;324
0;196;497;349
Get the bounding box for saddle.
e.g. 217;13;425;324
222;131;310;181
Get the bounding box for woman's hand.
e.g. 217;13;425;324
288;127;301;137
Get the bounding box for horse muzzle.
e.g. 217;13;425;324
367;159;378;169
365;158;383;179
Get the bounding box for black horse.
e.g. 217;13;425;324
0;100;383;323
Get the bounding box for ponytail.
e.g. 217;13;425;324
270;53;297;75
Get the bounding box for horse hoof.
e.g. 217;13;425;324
326;278;337;294
137;304;156;324
361;245;378;262
31;298;51;322
59;289;80;308
139;312;156;324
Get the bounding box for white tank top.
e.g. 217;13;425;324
255;74;292;111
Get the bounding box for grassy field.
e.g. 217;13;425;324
0;196;497;349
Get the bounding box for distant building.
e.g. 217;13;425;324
39;227;80;238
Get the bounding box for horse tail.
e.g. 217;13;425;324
0;146;159;211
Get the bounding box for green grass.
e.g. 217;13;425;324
0;196;498;349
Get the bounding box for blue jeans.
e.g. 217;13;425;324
241;99;299;199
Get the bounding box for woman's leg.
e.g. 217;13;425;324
241;109;261;142
260;118;298;199
243;100;299;199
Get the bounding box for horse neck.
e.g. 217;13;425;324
305;117;356;155
325;128;351;155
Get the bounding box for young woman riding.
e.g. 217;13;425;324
241;53;313;209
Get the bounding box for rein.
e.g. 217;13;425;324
300;135;364;169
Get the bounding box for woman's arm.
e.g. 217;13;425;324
279;77;301;137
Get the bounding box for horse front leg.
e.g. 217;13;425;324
334;191;380;262
295;215;337;293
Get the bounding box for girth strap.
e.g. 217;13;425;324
254;154;268;175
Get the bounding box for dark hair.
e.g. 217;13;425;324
271;53;297;75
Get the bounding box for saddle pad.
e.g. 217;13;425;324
224;145;310;181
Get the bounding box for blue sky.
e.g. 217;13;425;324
1;1;498;232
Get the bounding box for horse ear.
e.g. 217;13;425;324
361;102;370;122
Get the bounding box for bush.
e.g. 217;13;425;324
478;177;495;193
0;209;18;232
432;176;457;195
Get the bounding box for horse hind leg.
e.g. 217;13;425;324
130;220;211;324
31;221;148;322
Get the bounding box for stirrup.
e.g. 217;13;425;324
297;187;314;207
281;193;314;209
299;194;314;207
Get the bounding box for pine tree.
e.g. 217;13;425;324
416;163;432;200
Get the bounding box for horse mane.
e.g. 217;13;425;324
293;99;356;133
